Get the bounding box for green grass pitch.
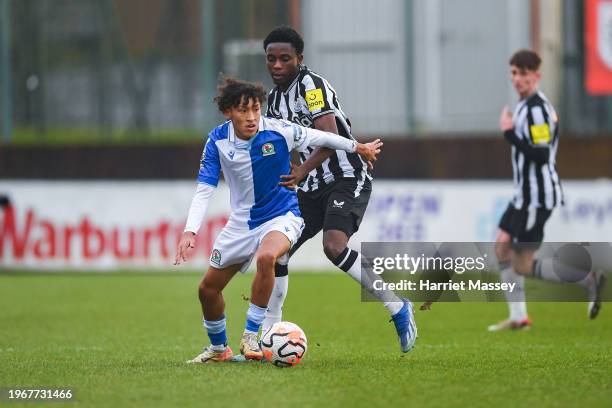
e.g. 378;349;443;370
1;272;611;407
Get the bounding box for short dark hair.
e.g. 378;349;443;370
213;75;266;113
509;49;542;71
263;25;304;54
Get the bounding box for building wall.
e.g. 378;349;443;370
300;0;537;135
539;0;564;110
302;0;409;135
412;0;531;133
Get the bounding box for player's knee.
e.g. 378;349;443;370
256;251;277;271
323;240;344;262
495;245;510;262
198;281;208;303
198;280;218;304
513;263;531;276
495;231;512;261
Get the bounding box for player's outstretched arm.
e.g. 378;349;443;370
279;148;334;189
278;139;383;189
280;115;377;189
299;126;383;164
282;114;338;188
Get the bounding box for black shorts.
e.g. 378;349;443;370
498;203;552;251
292;178;371;253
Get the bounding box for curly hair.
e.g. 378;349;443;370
213;75;267;113
263;25;304;54
510;49;542;71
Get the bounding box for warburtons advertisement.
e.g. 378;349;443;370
1;180;611;271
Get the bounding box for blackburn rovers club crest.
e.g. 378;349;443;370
599;2;612;68
262;142;276;156
211;249;221;264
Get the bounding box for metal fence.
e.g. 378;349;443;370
1;0;286;144
0;0;610;145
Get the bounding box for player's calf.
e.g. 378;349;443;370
251;252;277;307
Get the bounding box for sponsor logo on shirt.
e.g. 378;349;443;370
305;88;324;112
530;124;551;144
332;200;345;209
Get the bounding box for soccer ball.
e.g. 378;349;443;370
260;321;307;367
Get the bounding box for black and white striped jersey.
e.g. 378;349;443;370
266;65;371;195
505;91;563;210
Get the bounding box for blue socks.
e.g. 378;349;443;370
203;315;227;349
245;303;267;334
202;303;266;349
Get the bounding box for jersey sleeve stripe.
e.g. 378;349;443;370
197;137;221;186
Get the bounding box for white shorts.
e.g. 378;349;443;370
209;212;304;273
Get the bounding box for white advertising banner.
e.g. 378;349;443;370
1;180;611;271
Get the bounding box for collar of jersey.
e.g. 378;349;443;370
280;65;306;95
228;117;265;149
520;90;542;104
